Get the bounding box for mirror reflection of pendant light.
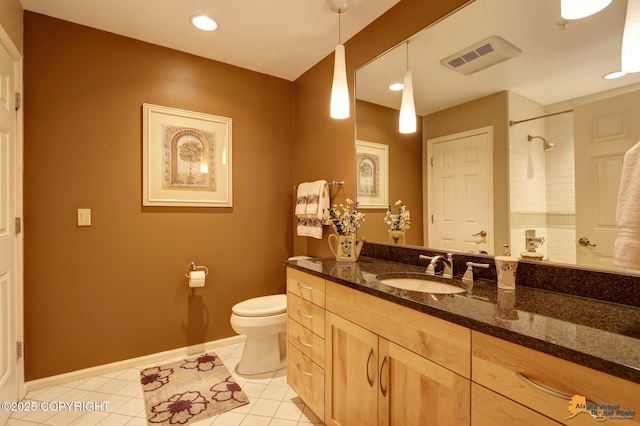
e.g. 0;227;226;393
560;0;612;20
330;0;350;119
399;42;416;134
622;0;640;73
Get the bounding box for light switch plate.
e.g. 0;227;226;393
77;208;91;226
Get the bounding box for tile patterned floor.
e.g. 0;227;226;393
8;342;322;425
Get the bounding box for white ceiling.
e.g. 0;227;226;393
18;0;401;81
356;0;640;116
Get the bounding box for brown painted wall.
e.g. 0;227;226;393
24;12;294;380
424;91;510;254
292;0;469;257
0;0;23;53
355;100;423;245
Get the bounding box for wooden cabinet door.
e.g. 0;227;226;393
379;338;471;426
325;312;379;426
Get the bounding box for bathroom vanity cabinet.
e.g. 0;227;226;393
325;280;471;425
285;266;640;425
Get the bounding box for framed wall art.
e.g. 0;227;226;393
142;104;233;207
355;140;388;208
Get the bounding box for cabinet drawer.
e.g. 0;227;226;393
472;331;640;425
287;316;325;368
472;383;561;425
326;280;470;378
288;292;325;338
287;343;324;422
287;268;326;307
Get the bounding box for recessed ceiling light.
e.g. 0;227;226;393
388;83;404;91
603;70;627;80
191;15;218;32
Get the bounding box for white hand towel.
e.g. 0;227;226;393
304;180;327;215
295;183;309;215
295;180;329;239
310;180;330;217
614;141;640;270
296;216;324;239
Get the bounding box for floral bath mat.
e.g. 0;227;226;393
140;353;249;425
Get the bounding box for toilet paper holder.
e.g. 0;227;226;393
185;261;209;278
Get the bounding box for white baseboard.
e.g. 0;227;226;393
24;335;246;392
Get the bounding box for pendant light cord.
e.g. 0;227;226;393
338;10;342;44
406;41;409;71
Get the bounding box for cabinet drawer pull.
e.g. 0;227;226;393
366;348;374;387
516;372;572;400
297;309;313;319
296;362;313;377
296;335;313;348
296;282;313;291
379;355;388;397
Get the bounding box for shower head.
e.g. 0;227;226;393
527;135;556;151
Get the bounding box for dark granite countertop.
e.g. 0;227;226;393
284;256;640;384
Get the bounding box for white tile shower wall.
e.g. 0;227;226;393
508;92;547;214
547;226;577;264
544;111;575;215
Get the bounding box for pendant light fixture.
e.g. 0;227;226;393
330;0;350;119
560;0;611;20
622;0;640;73
399;42;416;134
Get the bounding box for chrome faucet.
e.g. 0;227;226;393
429;253;454;278
462;261;490;283
525;229;545;253
419;254;435;275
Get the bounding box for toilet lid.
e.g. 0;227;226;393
232;294;287;317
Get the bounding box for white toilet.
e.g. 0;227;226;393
230;294;287;375
230;256;312;375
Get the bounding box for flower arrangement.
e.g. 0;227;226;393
384;200;411;232
325;198;365;236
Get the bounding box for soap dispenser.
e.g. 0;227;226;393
494;244;519;290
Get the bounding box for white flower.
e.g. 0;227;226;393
384;200;411;231
325;199;365;236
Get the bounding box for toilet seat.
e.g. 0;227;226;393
232;294;286;317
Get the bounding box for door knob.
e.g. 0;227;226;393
472;230;487;238
578;237;596;247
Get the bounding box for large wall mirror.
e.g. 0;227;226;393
355;0;640;275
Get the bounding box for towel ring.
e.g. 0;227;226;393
185;261;209;278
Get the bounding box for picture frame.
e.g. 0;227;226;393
142;104;232;207
355;140;388;208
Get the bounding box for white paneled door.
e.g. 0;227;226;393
427;127;493;254
0;26;21;425
574;90;640;270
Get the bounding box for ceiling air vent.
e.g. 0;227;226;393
440;35;521;75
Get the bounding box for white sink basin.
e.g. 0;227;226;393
378;277;466;294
